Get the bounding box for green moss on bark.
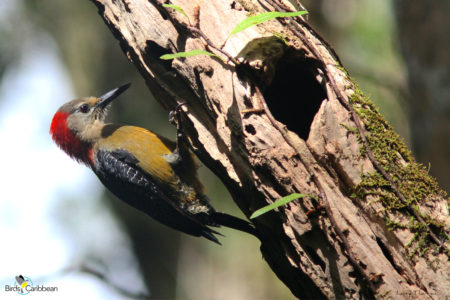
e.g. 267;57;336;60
348;85;448;259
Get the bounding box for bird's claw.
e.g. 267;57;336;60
169;102;190;161
169;102;187;126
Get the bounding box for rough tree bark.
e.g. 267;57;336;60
89;0;449;299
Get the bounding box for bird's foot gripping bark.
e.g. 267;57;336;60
168;102;190;164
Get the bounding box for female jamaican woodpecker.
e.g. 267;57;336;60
50;84;256;244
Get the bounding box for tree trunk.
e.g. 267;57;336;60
89;0;449;299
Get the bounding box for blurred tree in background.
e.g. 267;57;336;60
394;0;449;191
0;0;446;299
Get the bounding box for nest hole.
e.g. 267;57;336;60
263;53;327;140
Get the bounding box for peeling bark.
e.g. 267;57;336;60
90;0;449;299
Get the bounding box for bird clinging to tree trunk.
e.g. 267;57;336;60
50;83;257;244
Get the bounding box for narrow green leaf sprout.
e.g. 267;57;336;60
250;193;314;219
229;11;307;37
162;4;189;21
160;49;221;60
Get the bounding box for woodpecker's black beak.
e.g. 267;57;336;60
95;83;131;109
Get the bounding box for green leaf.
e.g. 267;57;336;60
250;193;313;219
160;49;220;60
162;4;189;20
229;10;307;37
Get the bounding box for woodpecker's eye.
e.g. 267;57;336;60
79;104;89;113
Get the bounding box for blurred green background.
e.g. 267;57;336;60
0;0;447;299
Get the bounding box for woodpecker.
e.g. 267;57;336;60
50;83;256;244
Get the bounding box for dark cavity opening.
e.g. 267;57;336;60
245;124;256;135
145;41;173;71
263;53;327;140
304;245;326;272
376;236;401;274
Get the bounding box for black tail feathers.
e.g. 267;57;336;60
201;228;223;245
210;212;259;238
195;211;259;244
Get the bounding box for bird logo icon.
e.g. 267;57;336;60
15;275;32;295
